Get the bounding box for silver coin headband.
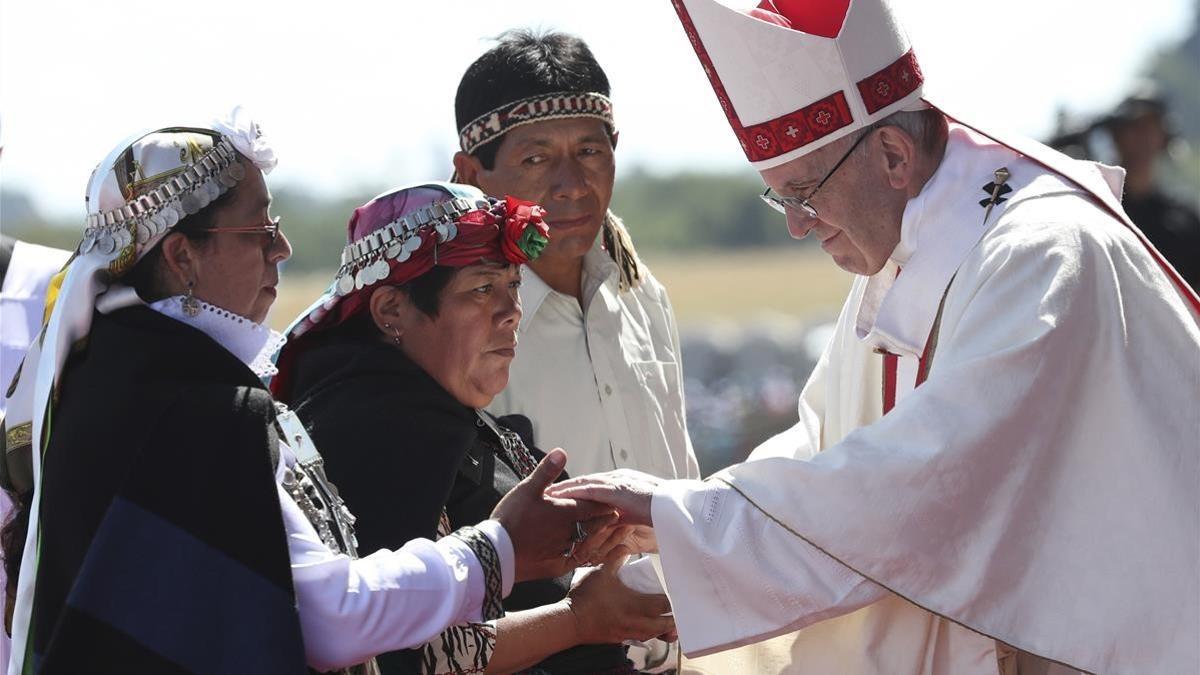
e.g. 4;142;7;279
332;195;493;297
78;136;244;269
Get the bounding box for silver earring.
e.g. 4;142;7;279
181;280;201;317
384;322;401;347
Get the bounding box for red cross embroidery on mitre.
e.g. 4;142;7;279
672;0;928;163
749;0;851;38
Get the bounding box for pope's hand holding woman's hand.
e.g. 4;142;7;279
492;449;620;582
545;469;662;528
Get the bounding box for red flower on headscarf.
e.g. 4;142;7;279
500;195;550;265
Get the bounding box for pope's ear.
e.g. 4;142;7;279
875;126;918;191
453;151;484;189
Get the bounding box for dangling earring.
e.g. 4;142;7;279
181;280;201;318
383;322;401;347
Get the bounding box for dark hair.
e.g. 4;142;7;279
455;29;611;169
324;265;460;347
124;186;238;302
402;265;458;318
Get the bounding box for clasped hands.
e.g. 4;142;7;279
491;449;663;580
490;449;675;644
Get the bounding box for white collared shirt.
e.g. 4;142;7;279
488;242;700;480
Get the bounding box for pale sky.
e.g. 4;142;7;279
1;0;1192;218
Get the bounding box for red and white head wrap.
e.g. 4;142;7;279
271;182;549;399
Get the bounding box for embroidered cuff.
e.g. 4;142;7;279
473;519;514;597
448;525;504;621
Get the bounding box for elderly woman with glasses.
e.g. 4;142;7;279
0;113;602;674
272;183;675;674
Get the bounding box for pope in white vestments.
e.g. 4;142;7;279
554;2;1200;674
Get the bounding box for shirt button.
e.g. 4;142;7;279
619;448;629;460
604;384;613;396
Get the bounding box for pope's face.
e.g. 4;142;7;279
760;131;905;276
470;118;615;267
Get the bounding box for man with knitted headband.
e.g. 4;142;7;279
452;30;701;491
547;2;1200;674
452;32;701;672
0;111;614;674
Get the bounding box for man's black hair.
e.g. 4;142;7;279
455;29;611;169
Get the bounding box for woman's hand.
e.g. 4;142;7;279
492;449;618;582
564;547;675;645
577;524;659;565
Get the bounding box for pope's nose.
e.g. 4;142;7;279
786;210;816;240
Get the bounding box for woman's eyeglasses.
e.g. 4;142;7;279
200;216;282;244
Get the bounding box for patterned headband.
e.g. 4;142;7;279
457;91;615;154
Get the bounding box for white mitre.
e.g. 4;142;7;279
669;0;1196;300
671;0;926;168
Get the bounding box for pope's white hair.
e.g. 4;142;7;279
877;108;948;157
825;108;948;169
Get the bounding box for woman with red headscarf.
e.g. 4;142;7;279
273;183;674;674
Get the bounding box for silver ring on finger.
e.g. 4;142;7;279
572;521;588;543
562;540;578;558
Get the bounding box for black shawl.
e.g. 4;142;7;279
288;336;628;674
31;305;306;673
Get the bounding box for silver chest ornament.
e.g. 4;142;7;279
275;403;360;556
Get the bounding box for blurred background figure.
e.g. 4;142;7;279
1101;86;1200;287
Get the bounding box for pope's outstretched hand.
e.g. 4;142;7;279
545;469;662;528
493;449;619;581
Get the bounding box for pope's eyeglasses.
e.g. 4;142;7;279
760;129;873;219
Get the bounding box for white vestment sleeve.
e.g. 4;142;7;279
651;479;887;657
278;482;513;671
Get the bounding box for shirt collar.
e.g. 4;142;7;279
517;239;617;333
149;295;286;378
856;124;1024;357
